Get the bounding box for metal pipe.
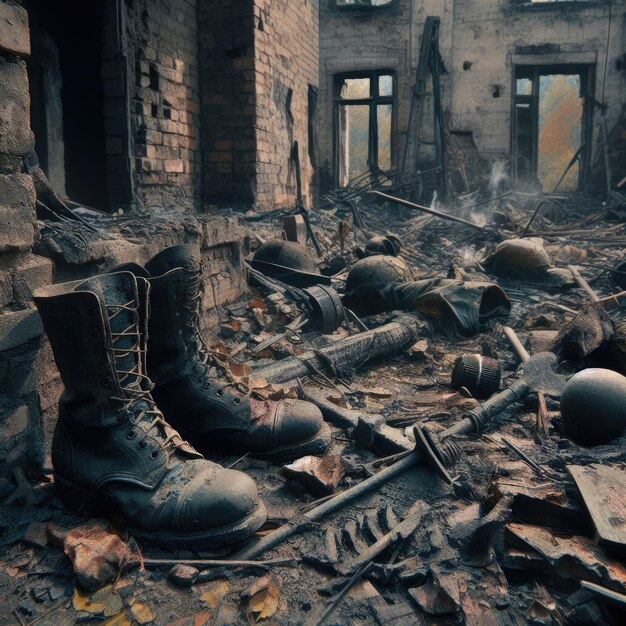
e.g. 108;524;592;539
371;190;485;231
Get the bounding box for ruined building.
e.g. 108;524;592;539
0;0;622;486
1;0;624;480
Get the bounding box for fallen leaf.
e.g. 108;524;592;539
200;580;229;609
48;520;141;591
248;576;279;621
73;585;123;617
130;602;156;624
104;612;132;626
193;613;211;626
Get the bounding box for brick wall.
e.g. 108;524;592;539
198;0;320;212
198;0;257;208
125;0;202;211
253;0;320;210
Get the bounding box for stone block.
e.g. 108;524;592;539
0;270;12;308
0;404;29;440
12;254;54;306
0;173;35;253
0;308;43;352
0;1;30;57
0;59;33;156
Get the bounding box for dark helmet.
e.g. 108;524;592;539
251;240;326;287
344;255;413;314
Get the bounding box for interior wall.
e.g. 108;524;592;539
318;0;454;192
450;0;626;189
198;0;257;208
125;0;203;211
252;0;320;210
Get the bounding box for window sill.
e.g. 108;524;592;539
512;1;607;11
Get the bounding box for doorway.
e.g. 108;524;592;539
26;0;111;210
512;65;594;192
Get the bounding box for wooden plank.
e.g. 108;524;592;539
506;522;626;592
569;464;626;558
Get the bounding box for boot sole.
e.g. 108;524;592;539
251;422;332;462
54;474;267;550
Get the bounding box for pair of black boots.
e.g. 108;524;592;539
34;245;330;548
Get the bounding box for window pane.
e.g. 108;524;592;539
516;78;532;96
377;104;392;170
379;74;393;96
338;104;370;185
340;77;370;99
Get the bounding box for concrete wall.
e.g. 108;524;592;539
318;0;454;189
253;0;320;210
319;0;626;192
450;0;626;179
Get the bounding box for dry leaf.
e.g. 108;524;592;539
193;613;211;626
200;580;229;609
73;586;123;617
249;298;268;311
48;520;141;591
130;602;156;624
248;576;279;621
103;612;133;626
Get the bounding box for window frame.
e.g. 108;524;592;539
333;70;395;187
331;0;396;12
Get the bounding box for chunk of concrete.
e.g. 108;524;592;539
0;1;30;57
13;254;54;305
0;308;43;351
0;173;36;253
0;59;33;156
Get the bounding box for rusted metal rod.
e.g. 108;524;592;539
371;190;485;231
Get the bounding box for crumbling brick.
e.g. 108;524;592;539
0;173;36;253
0;308;43;352
0;1;30;57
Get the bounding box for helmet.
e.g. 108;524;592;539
344;255;413;314
489;238;550;277
251;240;326;287
560;368;626;446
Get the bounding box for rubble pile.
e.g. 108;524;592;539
2;188;626;626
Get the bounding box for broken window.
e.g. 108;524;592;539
512;65;593;192
334;71;394;187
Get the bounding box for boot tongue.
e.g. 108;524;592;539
146;245;200;276
76;273;142;394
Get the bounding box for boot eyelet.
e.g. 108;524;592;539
203;381;211;389
216;389;224;397
138;441;147;449
150;450;159;460
233;397;241;405
127;430;137;440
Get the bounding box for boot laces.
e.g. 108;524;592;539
181;269;248;396
107;300;183;452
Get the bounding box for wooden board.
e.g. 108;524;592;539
569;464;626;558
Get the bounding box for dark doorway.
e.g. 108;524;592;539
26;0;109;210
512;65;594;192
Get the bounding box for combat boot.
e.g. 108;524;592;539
34;271;266;548
119;245;330;461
